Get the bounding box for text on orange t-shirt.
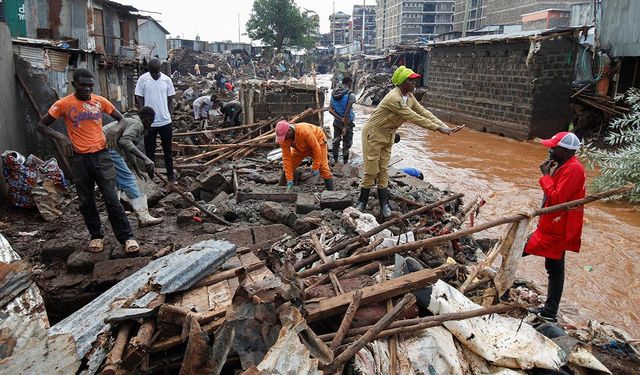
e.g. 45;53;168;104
48;94;116;154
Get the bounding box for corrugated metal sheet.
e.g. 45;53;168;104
0;234;50;359
37;240;236;374
46;49;70;71
600;0;640;57
13;44;45;69
138;19;168;60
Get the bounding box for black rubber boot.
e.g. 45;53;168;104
378;187;392;218
354;188;370;211
332;148;340;164
343;154;349;164
324;178;334;191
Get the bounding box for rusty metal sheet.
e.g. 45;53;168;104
5;240;236;375
0;234;49;361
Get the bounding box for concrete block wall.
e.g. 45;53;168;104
245;87;325;126
422;37;576;139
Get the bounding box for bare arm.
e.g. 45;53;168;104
105;110;128;148
167;96;174;118
135;95;145;109
343;100;354;125
37;114;74;156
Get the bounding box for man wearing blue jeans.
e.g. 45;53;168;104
104;107;163;227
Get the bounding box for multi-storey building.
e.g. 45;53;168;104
376;0;455;49
352;5;376;47
329;11;351;45
453;0;587;33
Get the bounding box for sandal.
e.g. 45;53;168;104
88;238;104;253
124;239;140;253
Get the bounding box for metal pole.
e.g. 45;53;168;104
362;0;366;52
332;1;336;46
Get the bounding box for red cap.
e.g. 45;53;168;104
408;72;421;79
541;131;581;150
275;120;290;144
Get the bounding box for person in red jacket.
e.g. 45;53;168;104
524;131;586;322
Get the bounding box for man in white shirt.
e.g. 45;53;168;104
135;58;177;182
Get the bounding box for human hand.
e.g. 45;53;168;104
58;137;75;157
143;158;155;174
450;124;465;133
540;159;555;175
286;181;294;192
342;118;350;126
437;126;453;135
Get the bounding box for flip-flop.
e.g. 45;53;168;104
88;238;104;253
124;239;140;253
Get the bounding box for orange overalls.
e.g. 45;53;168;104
280;122;332;182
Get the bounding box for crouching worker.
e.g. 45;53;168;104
193;94;215;125
38;68;138;253
103;106;164;228
275;120;334;191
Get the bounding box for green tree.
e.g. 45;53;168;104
581;88;640;202
246;0;318;51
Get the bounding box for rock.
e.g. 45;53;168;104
213;228;254;247
66;249;111;274
199;189;216;203
253;224;292;244
293;217;322;234
283;212;298;228
202;223;222;234
41;238;78;262
260;202;286;223
92;257;152;288
211;191;229;205
177;208;200;225
320;190;353;210
196;170;227;192
216;202;238;222
159;192;191;209
296;193;316;214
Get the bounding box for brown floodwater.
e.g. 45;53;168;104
332;97;640;336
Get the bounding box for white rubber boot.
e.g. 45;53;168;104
131;195;164;227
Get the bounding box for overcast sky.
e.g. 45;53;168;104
127;0;374;43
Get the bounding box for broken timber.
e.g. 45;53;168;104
299;185;634;277
305;266;447;322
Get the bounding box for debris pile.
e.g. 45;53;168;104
1;71;639;375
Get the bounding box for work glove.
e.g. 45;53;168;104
311;170;320;177
286;181;294;192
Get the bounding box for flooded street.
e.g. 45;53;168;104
319;75;640;336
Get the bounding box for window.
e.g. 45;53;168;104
423;14;435;23
424;3;435;12
423;25;434;34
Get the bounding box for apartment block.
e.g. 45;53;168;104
330;11;351;45
352;4;377;46
376;0;455;49
453;0;587;33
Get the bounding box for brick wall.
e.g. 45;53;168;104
422;37;576;139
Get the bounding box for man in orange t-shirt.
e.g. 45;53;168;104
38;68;138;253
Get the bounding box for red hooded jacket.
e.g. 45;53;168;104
524;156;586;260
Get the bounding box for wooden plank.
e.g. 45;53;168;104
180;286;211;312
236;192;298;203
207;280;233;311
305;266;446;322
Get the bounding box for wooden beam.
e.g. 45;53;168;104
305;266;446;322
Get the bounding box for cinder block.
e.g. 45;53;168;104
296;193;316;214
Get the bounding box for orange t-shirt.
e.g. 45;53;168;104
48;94;116;154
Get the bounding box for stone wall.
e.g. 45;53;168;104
422;36;576;139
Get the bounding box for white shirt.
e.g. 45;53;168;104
135;72;176;127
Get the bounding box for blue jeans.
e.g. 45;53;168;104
109;148;142;200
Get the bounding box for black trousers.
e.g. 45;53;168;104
226;109;242;127
332;121;354;162
144;123;175;181
543;255;565;317
71;150;133;244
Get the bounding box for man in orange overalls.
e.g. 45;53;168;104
275;120;334;191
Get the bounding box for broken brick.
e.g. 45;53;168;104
260;201;286;223
320;190;353;210
196;170;227;192
92;257;152;288
296;193;316;214
252;224;293;244
213;228;254;247
66;249;111;274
